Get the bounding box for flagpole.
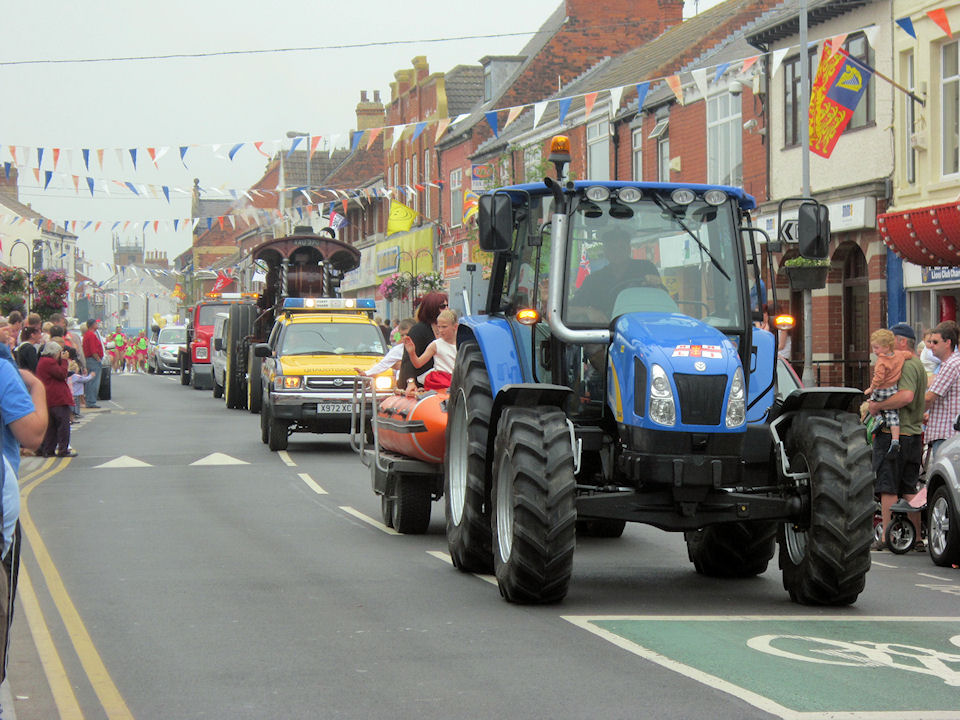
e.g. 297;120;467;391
800;0;815;387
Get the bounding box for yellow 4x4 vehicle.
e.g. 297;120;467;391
254;298;394;450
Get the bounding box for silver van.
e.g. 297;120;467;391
210;312;230;399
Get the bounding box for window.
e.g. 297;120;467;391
411;154;418;213
393;162;399;189
423;150;430;218
845;34;875;130
524;143;542;182
450;168;463;227
483;66;493;102
406;157;414;212
632;128;643;181
658;134;670;182
784;49;817;147
905;51;917;184
707;92;742;185
586;119;610;180
943;41;960;176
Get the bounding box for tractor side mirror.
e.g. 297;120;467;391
254;343;272;358
797;202;830;260
478;194;513;252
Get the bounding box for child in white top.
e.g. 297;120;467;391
66;347;96;418
403;309;458;392
355;318;414;379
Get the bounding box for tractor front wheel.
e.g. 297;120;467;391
779;412;873;605
491;407;576;604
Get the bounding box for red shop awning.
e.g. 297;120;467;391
878;201;960;266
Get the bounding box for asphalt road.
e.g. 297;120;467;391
7;372;960;720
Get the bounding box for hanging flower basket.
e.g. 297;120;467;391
378;272;410;301
784;265;829;291
415;271;445;294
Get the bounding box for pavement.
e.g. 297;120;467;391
5;603;56;720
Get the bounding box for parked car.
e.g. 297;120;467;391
147;325;187;375
920;434;960;566
210;313;230;400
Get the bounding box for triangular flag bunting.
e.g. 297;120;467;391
179;146;189;167
43;170;53;190
666;75;684;105
366;127;383;150
228;143;244;160
533;101;548;128
504;105;523;129
691;68;709;99
895;16;916;38
285;136;303;158
608;86;625;118
557;97;573;125
435;118;452;141
714;62;731;84
162;186;170;203
52;148;60;169
583;92;598;119
309;135;322;159
86;177;95;196
928;8;952;37
350;130;364;152
411;122;427;142
742;56;759;73
484;111;500;137
254;141;270;157
635;81;651;109
770;48;789;79
129;148;137;169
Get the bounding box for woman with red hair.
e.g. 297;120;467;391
398;292;448;390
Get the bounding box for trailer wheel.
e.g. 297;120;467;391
260;405;270;445
444;341;494;573
391;477;431;534
247;346;262;414
381;494;395;529
779;412;873;605
684;521;776;577
577;519;627;538
491;407;577;604
267;412;289;451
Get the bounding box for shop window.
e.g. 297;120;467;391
842;244;870;389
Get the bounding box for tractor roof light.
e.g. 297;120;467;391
670;188;696;205
617;187;643;204
585;186;610;202
703;189;728;206
549;135;571;180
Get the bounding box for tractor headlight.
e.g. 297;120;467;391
725;367;745;428
649;364;676;426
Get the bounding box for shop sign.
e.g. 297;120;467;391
921;266;960;284
471;163;495;192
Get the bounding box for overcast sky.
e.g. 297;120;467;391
1;0;716;280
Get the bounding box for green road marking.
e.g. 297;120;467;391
564;616;960;719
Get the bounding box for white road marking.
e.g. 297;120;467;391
93;455;152;469
918;572;955;582
871;560;899;568
298;473;327;494
190;452;249;466
339;506;399;535
425;550;498;586
277;451;296;467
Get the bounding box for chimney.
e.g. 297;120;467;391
412;55;429;82
356;90;385;132
0;166;19;203
395;68;413;96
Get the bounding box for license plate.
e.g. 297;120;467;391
316;401;354;414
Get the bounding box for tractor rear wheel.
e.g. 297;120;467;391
685;521;777;577
779;412;873;605
444;341;494;573
491;407;576;604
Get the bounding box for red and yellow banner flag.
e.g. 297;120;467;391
809;44;873;158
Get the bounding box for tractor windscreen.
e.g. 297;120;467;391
563;191;744;331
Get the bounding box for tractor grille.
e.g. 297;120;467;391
673;373;727;426
304;376;355;394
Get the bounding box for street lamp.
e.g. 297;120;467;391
286;130;311;228
9;239;32;313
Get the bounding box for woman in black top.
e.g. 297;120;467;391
397;292;448;389
15;325;40;372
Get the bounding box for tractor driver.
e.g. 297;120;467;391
569;228;664;325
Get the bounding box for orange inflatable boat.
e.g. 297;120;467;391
376;390;448;464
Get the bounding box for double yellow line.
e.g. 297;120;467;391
18;457;134;720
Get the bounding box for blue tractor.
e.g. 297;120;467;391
443;137;873;605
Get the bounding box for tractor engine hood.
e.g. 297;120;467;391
606;312;745;433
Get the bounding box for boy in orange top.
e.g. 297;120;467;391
865;328;913;455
